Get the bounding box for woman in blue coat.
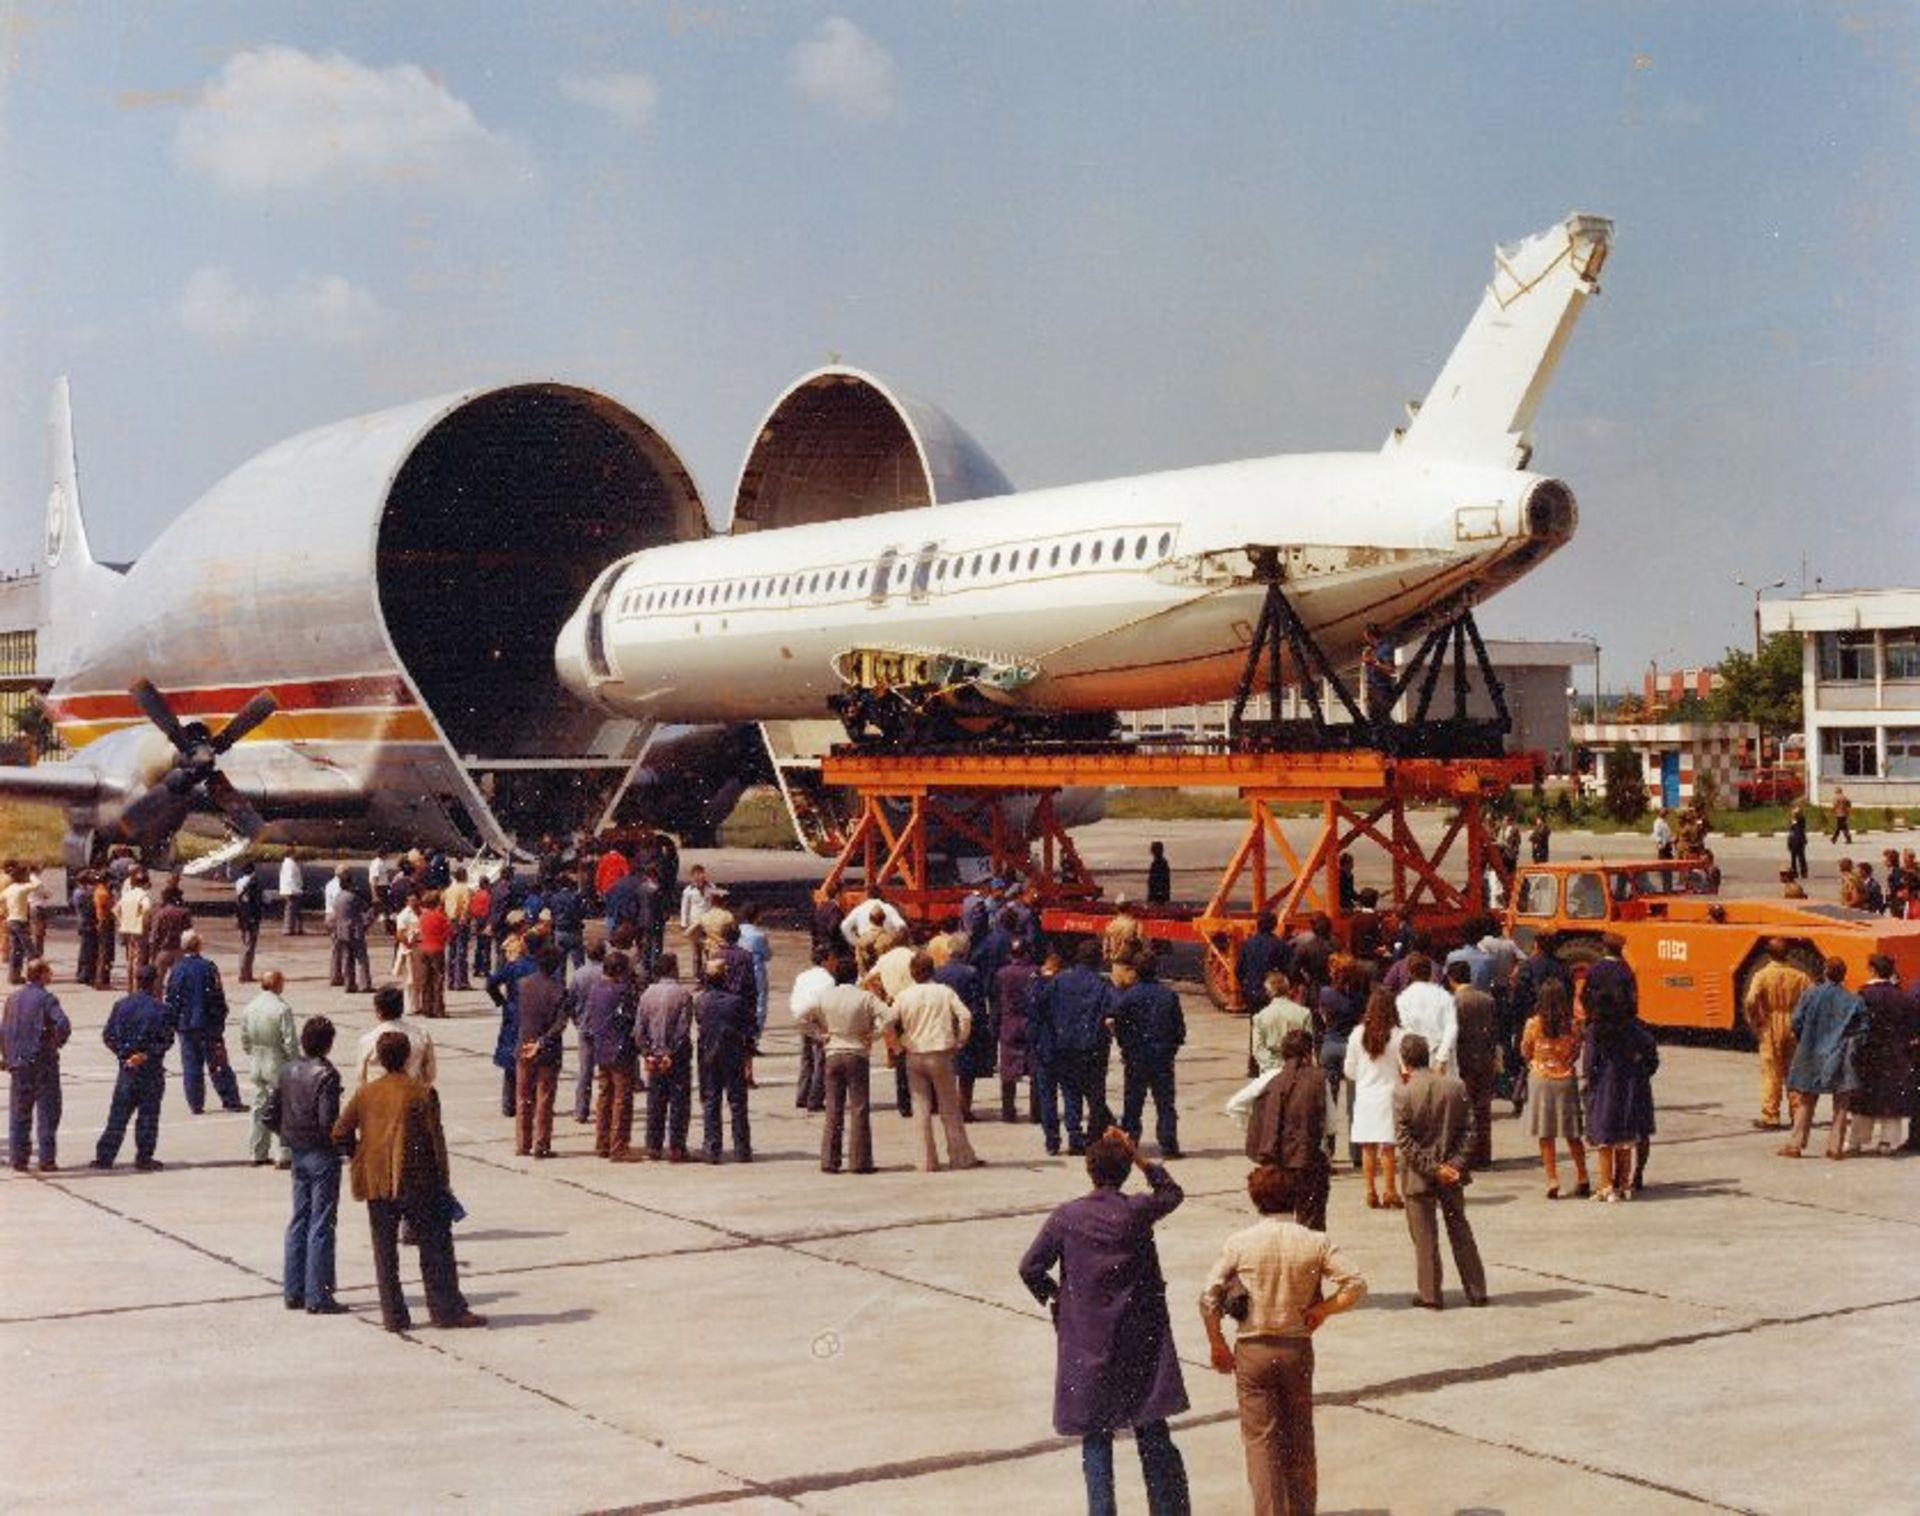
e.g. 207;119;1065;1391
1018;1129;1190;1516
1582;997;1659;1202
1782;956;1868;1159
486;950;539;1119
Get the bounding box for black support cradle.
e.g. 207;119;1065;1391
1228;551;1512;759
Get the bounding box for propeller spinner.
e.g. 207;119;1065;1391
118;681;278;844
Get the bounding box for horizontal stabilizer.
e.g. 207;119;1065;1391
1386;213;1612;469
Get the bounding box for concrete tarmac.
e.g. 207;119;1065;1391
4;818;1917;1514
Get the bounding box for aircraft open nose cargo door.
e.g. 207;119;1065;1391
374;383;710;845
730;366;1022;851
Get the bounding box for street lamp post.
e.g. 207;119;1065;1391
1734;575;1786;657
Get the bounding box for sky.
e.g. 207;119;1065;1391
2;0;1915;691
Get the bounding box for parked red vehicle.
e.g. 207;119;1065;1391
1736;767;1805;808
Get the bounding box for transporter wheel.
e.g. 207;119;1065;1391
1553;934;1604;970
1202;940;1241;1013
1729;939;1825;1048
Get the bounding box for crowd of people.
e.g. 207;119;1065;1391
6;825;1920;1515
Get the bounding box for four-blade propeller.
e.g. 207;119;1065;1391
119;680;277;843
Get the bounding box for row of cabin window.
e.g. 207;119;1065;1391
619;529;1176;617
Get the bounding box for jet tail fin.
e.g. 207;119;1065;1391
40;378;123;680
1385;213;1612;469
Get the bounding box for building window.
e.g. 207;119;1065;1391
1070;542;1083;566
1049;544;1061;568
1887;728;1920;779
1817;631;1875;682
1885;630;1920;681
1157;532;1173;557
1821;726;1879;777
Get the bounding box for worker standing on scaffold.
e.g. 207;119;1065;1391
1362;622;1397;726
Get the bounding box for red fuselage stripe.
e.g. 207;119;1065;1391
47;674;415;723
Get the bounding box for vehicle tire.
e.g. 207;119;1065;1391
1553;935;1604;969
1729;939;1823;1048
1203;946;1239;1013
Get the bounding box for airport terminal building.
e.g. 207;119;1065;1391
1761;588;1920;806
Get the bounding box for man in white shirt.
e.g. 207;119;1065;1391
322;866;347;927
322;865;351;987
862;930;920;1120
841;895;906;960
1393;955;1458;1074
789;945;838;1112
796;974;889;1173
279;855;305;935
678;865;713;933
3;863;46;985
354;984;437;1086
879;952;982;1173
115;871;153;992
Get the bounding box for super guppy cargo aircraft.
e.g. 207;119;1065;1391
555;214;1612;742
4;362;1023;868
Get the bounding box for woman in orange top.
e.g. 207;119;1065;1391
1521;979;1590;1198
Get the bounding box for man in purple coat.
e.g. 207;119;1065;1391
1018;1128;1191;1515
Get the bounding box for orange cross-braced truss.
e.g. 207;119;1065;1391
815;747;1537;1008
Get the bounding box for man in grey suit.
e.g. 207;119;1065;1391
1392;1033;1489;1310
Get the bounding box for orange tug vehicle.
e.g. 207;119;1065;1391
1502;859;1920;1034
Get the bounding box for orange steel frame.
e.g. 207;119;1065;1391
816;748;1540;1008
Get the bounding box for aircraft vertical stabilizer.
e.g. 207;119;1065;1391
1386;213;1612;469
39;378;125;681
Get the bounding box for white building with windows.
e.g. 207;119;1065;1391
1760;589;1920;805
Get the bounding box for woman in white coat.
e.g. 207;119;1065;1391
1341;986;1405;1209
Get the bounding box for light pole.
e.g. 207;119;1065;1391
1734;575;1786;657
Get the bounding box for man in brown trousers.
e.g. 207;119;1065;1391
331;1031;485;1333
1201;1163;1367;1515
1243;1028;1330;1231
513;947;570;1158
1392;1032;1489;1310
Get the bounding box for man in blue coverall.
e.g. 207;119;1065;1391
1110;952;1185;1159
93;963;175;1170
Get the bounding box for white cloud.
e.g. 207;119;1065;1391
173;45;532;194
175;267;387;349
788;17;898;124
560;71;660;131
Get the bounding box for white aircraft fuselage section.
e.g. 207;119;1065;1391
556;450;1575;722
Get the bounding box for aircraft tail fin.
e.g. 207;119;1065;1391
40;378;123;680
1385;213;1612;469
